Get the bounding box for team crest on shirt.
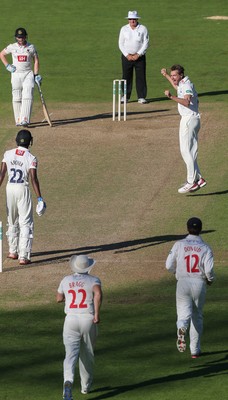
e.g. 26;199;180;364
18;55;28;62
16;149;25;156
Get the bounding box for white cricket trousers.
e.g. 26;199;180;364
6;183;33;259
176;278;206;355
179;114;201;184
63;314;98;392
11;70;34;124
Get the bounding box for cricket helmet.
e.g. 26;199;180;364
16;130;33;147
15;27;27;38
70;255;96;274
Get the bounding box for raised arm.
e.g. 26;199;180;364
161;68;178;90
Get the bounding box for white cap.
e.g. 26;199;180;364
126;10;141;19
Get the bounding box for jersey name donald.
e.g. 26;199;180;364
166;234;214;282
4;42;37;72
3;147;37;186
58;274;101;316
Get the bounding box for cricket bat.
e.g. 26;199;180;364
36;82;53;127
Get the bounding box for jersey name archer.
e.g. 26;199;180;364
3;147;37;186
58;273;101;316
4;42;37;72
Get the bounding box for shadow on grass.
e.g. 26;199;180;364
187;189;228;197
29;108;170;128
0;274;227;398
90;354;228;399
3;230;215;271
28;89;227;128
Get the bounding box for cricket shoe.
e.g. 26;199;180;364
138;98;148;104
178;182;199;194
121;96;129;103
19;258;31;265
7;253;18;260
81;389;90;394
63;381;73;400
20;119;29;127
191;352;201;359
177;327;186;352
197;177;207;188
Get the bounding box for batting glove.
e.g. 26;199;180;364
6;64;16;73
36;197;46;216
34;74;42;84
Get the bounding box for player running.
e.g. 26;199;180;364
165;217;215;358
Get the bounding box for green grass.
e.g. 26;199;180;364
0;0;227;102
0;271;227;400
0;1;227;399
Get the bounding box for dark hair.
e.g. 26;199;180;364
170;64;185;77
187;217;202;235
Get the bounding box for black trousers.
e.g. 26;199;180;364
121;54;147;99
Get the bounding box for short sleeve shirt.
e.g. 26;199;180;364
57;273;101;315
3;147;37;186
177;76;199;116
4;42;37;72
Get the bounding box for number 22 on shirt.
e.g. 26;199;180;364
68;289;88;309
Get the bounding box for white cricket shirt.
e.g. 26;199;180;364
58;273;101;316
3;147;37;186
177;76;199;116
166;234;214;282
4;42;37;72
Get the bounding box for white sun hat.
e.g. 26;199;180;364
126;10;141;19
70;254;96;274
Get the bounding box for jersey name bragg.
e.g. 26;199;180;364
69;281;85;288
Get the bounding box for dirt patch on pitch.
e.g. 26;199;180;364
0;100;227;308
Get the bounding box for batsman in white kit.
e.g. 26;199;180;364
57;255;103;400
0;27;42;126
0;130;46;265
166;217;215;358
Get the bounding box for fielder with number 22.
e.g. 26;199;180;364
0;130;46;265
57;255;103;400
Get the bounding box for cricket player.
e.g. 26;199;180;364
57;254;102;400
0;130;46;265
165;217;215;358
161;65;207;194
0;27;42;126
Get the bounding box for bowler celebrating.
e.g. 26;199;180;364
161;65;207;194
